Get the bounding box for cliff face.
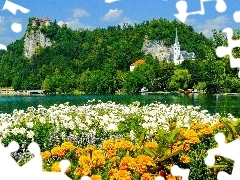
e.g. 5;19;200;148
23;29;52;58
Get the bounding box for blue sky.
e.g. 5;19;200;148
0;0;239;46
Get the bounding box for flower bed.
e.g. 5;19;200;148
0;100;238;179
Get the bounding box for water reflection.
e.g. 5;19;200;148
0;94;240;117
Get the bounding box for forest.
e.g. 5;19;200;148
0;17;240;94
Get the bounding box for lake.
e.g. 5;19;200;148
0;93;240;118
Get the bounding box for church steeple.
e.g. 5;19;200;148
173;28;181;64
175;28;179;45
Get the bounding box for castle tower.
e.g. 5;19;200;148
44;17;50;26
173;28;181;64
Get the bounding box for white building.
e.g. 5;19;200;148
142;28;195;65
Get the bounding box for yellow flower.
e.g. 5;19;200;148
180;155;191;163
116;139;136;151
144;142;158;149
213;121;224;129
108;168;118;177
92;150;105;168
51;161;71;173
85;145;96;153
103;139;115;151
74;164;91;176
190;122;200;130
61;141;75;152
183;129;198;139
183;143;190;152
91;175;102;180
200;126;213;136
78;155;91;166
141;173;154;180
106;149;117;158
51;162;71;173
75;147;84;157
51;146;66;158
188;136;200;144
41;151;51;160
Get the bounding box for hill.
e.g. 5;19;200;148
0;17;238;94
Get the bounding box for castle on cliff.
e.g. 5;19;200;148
24;17;52;58
142;28;195;65
32;17;51;28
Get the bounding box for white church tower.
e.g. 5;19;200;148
173;28;182;64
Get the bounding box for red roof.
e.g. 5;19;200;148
130;59;145;66
45;17;50;21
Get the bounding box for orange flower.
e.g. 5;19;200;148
119;157;135;170
51;146;66;158
106;149;117;158
141;173;154;180
41;151;51;160
183;143;190;152
113;170;132;180
91;175;102;180
188;136;200;144
166;174;176;180
77;164;91;176
180;155;191;163
135;155;155;175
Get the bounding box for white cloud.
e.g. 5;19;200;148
185;15;230;37
73;9;90;18
101;9;123;21
118;17;137;26
0;16;6;34
105;0;120;3
57;8;91;30
66;19;91;30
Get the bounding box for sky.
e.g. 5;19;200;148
0;0;240;46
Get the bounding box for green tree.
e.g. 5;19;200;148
167;69;191;91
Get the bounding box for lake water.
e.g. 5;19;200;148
0;93;240;118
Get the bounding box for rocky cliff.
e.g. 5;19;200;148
23;29;52;58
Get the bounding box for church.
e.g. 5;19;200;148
142;28;196;65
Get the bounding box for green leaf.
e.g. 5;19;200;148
170;128;179;143
160;149;184;161
144;147;157;158
157;129;167;136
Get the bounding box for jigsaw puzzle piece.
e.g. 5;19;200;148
216;28;240;77
171;165;190;180
174;0;188;23
0;141;21;178
205;133;240;179
175;0;227;23
215;0;227;13
21;142;43;174
233;11;240;23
